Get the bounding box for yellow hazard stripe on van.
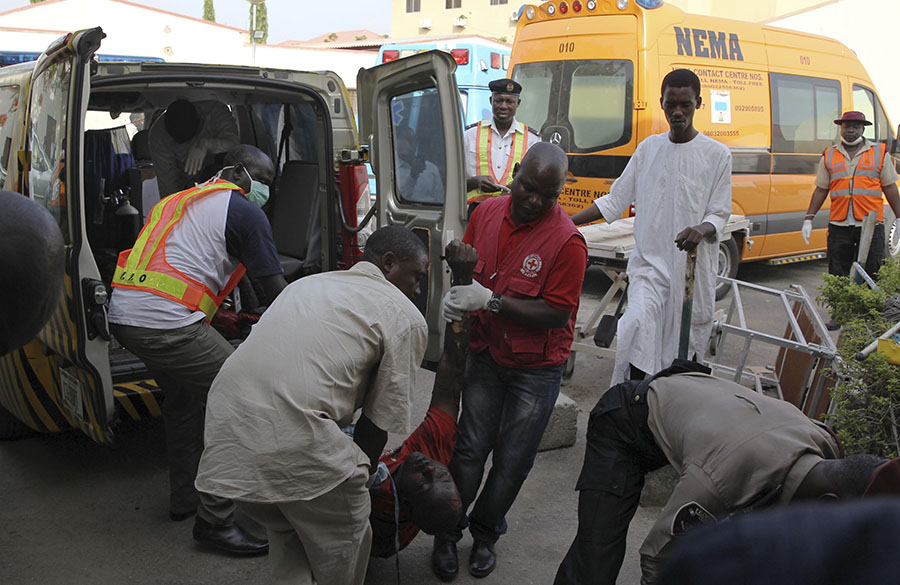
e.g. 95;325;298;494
113;381;162;420
768;252;827;265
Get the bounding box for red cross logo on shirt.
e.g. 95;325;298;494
521;254;543;278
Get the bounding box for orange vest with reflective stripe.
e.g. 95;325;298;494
824;143;888;222
112;179;247;321
467;121;531;204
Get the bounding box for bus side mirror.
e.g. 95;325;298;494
893;125;900;155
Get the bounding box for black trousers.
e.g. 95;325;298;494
554;381;669;585
827;223;885;278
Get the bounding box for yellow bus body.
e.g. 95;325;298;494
509;0;898;263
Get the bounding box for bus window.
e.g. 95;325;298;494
512;59;633;153
770;73;840;154
391;88;446;205
569;62;630;151
512;62;553;133
853;85;890;144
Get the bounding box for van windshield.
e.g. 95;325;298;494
512;59;633;153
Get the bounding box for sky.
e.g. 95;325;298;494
0;0;393;43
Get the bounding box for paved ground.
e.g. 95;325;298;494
0;259;833;585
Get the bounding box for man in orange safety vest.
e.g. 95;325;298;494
803;110;900;329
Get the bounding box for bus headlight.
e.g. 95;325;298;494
586;0;597;9
546;3;556;15
526;5;535;19
617;0;629;10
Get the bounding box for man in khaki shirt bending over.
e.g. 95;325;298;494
555;361;900;585
196;225;429;585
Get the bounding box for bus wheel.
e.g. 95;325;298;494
715;237;740;301
0;405;33;440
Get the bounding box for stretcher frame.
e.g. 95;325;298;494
708;278;839;417
570;216;840;415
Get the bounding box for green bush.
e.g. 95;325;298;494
817;259;900;458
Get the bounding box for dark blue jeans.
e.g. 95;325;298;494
446;350;563;544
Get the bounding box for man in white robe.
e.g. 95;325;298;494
572;69;732;384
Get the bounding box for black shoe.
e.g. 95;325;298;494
468;540;496;578
170;509;196;522
192;517;269;555
431;536;459;582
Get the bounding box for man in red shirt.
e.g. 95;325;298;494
369;240;475;558
435;143;588;580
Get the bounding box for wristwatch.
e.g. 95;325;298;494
487;292;503;314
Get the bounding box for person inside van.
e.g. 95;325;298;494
570;68;732;384
394;124;444;204
149;99;239;198
802;110;900;329
107;144;286;556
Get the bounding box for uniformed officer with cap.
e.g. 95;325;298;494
464;78;540;217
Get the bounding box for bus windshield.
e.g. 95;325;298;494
511;59;634;153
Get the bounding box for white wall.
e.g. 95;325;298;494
0;0;373;89
771;0;900;125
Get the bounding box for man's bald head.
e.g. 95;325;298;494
0;190;65;356
508;143;569;225
518;142;568;193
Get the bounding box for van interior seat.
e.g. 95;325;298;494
127;129;160;223
268;160;322;281
84;126;136;283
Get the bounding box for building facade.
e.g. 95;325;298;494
392;0;522;42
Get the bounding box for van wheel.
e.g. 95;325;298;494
0;404;34;440
715;237;740;301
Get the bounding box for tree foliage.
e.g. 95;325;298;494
203;0;215;22
818;259;900;457
249;2;268;45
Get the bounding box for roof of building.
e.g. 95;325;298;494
0;0;249;34
294;28;387;46
292;33;511;51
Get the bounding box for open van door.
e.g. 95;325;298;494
18;27;115;443
358;51;466;365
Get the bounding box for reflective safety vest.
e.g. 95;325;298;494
112;179;247;321
467;121;532;204
824;143;888;222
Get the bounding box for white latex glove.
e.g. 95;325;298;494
446;280;493;313
440;291;464;323
184;138;209;176
801;219;812;245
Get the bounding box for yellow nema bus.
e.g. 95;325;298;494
509;0;900;281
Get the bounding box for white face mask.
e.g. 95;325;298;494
842;135;864;146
